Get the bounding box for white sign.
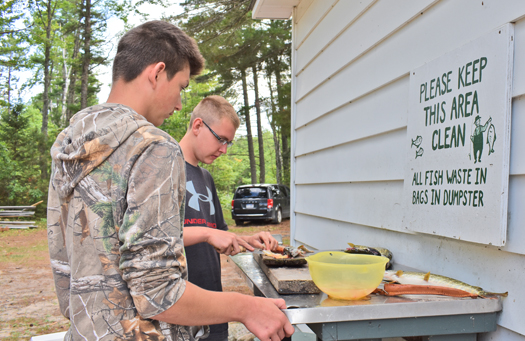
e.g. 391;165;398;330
402;24;514;246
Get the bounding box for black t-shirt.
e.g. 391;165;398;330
184;162;228;341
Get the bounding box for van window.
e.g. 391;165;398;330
235;187;268;199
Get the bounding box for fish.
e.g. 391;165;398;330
411;135;423;148
383;270;508;298
262;250;288;259
346;243;393;269
284;244;313;258
261;245;313;259
415;147;424;159
487;124;496;155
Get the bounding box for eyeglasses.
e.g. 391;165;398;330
202;120;234;147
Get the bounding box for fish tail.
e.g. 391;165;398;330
481;291;508;298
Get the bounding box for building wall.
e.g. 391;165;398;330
290;0;525;338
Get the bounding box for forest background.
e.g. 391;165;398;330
0;0;292;219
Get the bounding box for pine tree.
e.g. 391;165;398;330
0;102;45;205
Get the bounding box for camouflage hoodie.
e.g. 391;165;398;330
47;103;208;341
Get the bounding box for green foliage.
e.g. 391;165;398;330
0;102;47;206
0;0;28;107
24;0;107;129
174;1;292;185
0;0;293;221
160;70;220;141
201;130;282;215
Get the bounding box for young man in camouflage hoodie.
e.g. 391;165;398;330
47;20;294;341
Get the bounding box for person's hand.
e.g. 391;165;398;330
205;229;253;255
242;232;279;251
241;297;294;341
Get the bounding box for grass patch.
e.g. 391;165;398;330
0;228;46;239
35;218;47;229
0;227;49;265
223;207;235;226
229;223;290;245
229;225;268;234
0;316;69;341
228;223;287;234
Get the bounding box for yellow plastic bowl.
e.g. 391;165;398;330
306;251;389;300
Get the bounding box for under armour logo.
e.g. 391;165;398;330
186;181;215;215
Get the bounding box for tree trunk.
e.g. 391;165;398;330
241;68;257;184
80;0;91;109
7;60;11;109
252;65;265;183
41;0;52;137
267;73;282;185
40;0;54;180
274;65;290;185
60;45;70;122
66;26;81;123
281;131;289;185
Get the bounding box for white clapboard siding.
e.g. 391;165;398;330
295;128;406;184
290;0;525;337
294;167;525;256
295;181;404;232
295;77;408;156
295;0;375;75
296;0;436;99
295;0;525;128
293;0;314;25
294;213;525;337
506;175;525;253
293;0;338;50
295;77;525;179
510;95;525;175
512;19;525;97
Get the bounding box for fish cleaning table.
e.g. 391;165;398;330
230;253;502;341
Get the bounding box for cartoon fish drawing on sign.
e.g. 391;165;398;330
411;135;422;148
415;147;424;159
487;124;496;155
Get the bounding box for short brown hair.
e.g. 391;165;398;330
112;20;205;82
190;96;240;130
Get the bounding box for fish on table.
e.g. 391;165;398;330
383;270;507;298
345;243;393;269
257;245;313;259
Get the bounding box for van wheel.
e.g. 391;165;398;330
272;208;282;224
235;220;244;226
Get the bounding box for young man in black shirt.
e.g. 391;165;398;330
180;95;281;341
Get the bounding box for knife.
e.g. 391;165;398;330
239;246;268;254
239;245;288;254
239;245;344;256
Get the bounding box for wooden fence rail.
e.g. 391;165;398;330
0;201;43;229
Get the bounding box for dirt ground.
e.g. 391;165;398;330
0;219;290;340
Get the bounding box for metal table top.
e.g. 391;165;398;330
230;253;502;325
